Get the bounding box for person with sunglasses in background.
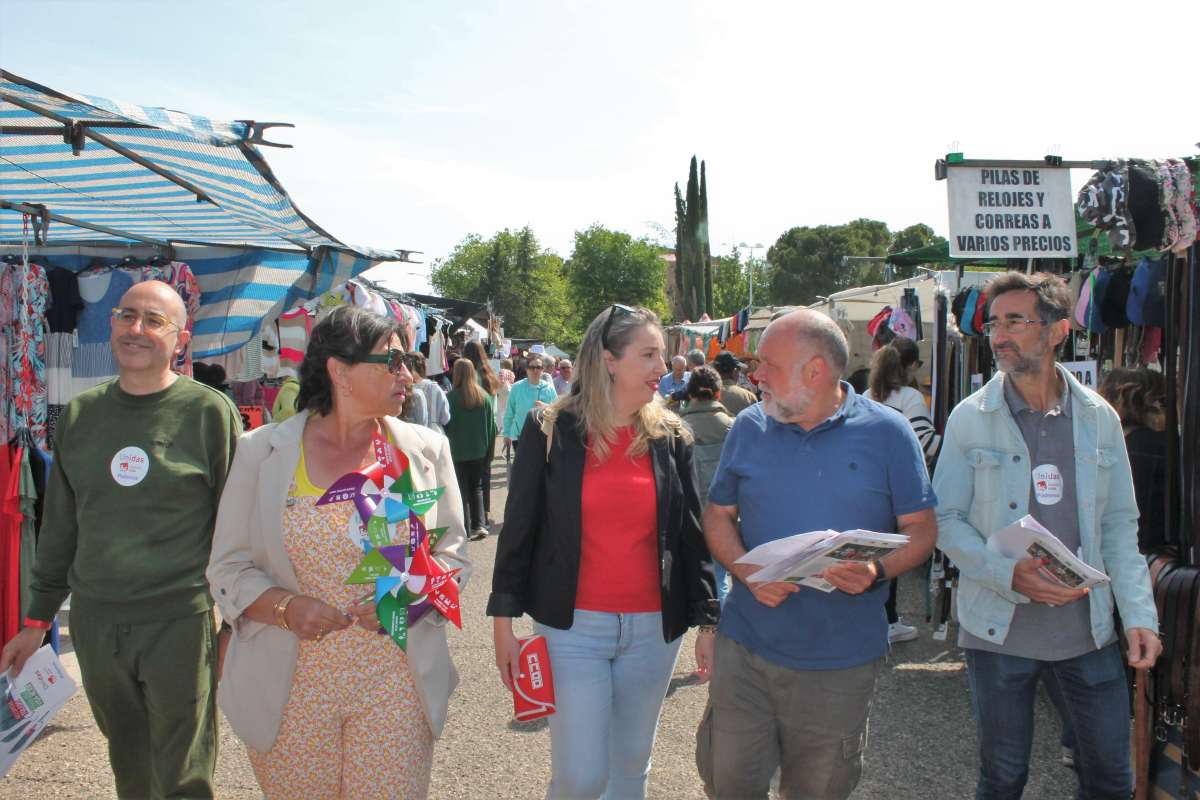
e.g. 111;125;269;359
490;303;718;799
1;280;243;799
207;305;470;799
501;354;558;455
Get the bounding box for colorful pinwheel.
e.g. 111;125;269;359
322;432;461;651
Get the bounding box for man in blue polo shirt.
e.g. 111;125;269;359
695;309;938;800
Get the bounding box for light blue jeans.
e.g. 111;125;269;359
535;610;683;799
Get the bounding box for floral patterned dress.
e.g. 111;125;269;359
9;262;48;448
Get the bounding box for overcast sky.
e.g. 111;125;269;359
3;0;1197;292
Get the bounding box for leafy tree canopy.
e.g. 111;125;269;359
429;227;570;343
566;224;669;331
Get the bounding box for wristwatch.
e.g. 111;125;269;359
871;560;889;588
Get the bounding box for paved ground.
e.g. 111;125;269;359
4;451;1077;799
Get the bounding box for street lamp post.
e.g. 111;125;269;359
738;242;764;308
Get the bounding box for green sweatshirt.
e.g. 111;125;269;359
28;376;242;624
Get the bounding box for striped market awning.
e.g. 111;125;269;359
0;70;416;357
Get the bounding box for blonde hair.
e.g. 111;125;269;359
542;305;691;461
451;358;485;410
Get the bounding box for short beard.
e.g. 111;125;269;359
765;385;816;423
996;330;1050;376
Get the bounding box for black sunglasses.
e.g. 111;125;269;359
359;348;417;375
600;304;637;349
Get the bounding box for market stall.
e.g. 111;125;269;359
0;70;418;643
928;153;1200;799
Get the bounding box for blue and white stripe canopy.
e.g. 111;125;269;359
0;70;415;357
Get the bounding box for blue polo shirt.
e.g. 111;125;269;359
658;371;690;397
708;383;936;670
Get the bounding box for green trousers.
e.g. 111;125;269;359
70;607;218;799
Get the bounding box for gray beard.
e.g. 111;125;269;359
767;386;816;423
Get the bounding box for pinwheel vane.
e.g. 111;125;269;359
317;434;462;651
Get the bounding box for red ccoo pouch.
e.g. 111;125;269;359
512;635;556;721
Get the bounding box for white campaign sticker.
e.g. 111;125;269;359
110;446;150;487
1032;464;1063;505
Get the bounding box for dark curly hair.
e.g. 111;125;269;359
296;305;407;416
686;365;722;401
1099;367;1166;429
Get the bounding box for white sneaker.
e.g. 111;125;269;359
888;622;919;643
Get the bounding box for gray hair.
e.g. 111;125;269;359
686;348;706;368
671;355;687;369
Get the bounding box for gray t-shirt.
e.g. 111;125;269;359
960;371;1108;660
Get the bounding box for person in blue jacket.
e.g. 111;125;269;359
501;355;558;451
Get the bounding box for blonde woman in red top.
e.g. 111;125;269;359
489;304;719;799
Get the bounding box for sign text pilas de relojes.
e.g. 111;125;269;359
947;166;1078;258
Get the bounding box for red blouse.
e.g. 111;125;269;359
575;427;661;613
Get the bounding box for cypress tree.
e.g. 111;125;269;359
674;183;689;321
684;157;702;320
700;161;713;317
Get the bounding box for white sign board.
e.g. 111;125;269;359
947;165;1078;258
1062;360;1098;389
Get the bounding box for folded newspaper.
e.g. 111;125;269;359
986;515;1110;589
1;645;78;778
736;529;909;592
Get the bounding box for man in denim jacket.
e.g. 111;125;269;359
934;271;1160;799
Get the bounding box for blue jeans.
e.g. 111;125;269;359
966;643;1131;800
714;564;730;606
535;610;682;799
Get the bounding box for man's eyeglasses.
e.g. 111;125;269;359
600;303;637;349
982;317;1049;337
111;307;179;335
359;348;418;375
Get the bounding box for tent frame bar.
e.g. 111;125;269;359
0;87;214;203
0;199;172;246
935;154;1200;180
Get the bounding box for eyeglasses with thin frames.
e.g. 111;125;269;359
982;317;1049;337
600;304;637;349
110;307;179;335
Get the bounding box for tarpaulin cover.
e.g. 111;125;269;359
0;71;414;357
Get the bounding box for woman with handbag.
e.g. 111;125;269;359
488;303;719;800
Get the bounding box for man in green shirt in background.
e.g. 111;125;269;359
0;280;241;799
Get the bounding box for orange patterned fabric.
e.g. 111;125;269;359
246;465;434;800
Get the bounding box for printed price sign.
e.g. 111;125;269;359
947;165;1077;258
238;405;265;430
1061;360;1097;389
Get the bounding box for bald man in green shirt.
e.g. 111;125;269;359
1;280;242;799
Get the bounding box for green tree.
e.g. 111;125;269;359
766;218;891;306
673;155;712;321
712;247;771;316
429;227;570;343
429;234;489;300
566;224;668;329
887;223;948;279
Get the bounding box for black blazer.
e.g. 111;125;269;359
487;409;719;642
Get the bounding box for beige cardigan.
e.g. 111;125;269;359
206;411;471;752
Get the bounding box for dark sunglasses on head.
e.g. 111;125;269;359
600;303;637;349
359;348;417;375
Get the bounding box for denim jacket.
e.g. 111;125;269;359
933;366;1157;649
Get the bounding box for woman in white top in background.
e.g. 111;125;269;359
495;358;515;460
864;336;941;645
408;352;451;433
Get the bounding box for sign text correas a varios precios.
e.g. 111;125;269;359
952;168;1075;255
